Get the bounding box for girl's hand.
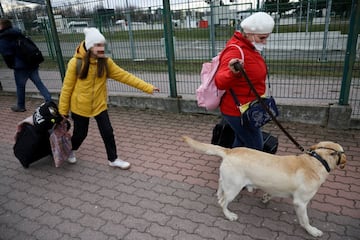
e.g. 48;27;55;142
152;87;160;93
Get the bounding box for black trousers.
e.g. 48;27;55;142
71;110;117;161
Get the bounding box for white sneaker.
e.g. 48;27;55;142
67;151;77;164
108;158;130;170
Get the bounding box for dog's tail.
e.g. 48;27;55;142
182;136;227;158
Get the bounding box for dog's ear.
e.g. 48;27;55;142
309;143;319;151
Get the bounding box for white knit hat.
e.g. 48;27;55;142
84;27;106;50
240;12;275;34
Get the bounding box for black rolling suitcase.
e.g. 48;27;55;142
13;101;62;168
211;118;278;154
211;118;234;148
13;123;52;168
262;131;278;154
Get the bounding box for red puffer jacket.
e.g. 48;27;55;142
215;31;267;117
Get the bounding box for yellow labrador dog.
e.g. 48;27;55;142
183;136;346;237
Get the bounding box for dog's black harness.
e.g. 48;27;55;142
307;147;344;173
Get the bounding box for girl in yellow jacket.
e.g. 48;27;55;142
59;28;159;169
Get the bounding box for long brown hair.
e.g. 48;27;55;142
79;45;108;79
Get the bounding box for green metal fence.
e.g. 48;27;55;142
1;0;359;119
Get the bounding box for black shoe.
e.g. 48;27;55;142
11;106;26;112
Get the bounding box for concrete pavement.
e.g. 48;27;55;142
0;94;359;240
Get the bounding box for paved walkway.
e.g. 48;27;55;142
0;94;359;240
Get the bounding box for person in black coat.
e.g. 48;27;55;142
0;18;52;112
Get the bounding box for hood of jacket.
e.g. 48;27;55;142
0;27;22;39
226;31;254;52
73;41;87;59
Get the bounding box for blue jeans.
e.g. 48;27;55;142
222;114;263;150
14;67;52;108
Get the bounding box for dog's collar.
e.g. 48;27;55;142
307;150;331;172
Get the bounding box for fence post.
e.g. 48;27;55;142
162;0;178;98
125;0;136;60
328;0;359;128
339;0;360;105
45;0;66;81
320;0;332;61
209;2;216;57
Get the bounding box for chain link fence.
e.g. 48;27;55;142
1;0;359;119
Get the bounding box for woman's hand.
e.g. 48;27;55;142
228;58;243;74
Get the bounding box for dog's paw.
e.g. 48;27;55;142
306;226;323;237
224;211;238;221
246;185;254;192
262;193;272;203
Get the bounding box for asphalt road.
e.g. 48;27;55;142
36;40;348;61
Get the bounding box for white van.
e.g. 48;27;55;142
68;21;88;33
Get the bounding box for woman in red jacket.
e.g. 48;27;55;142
215;12;274;150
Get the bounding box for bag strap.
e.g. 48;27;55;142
227;44;244;63
217;44;244;77
75;58;82;76
229;88;241;108
233;62;305;153
222;44;244;109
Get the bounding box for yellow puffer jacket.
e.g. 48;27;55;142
59;41;155;117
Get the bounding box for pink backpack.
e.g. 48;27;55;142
196;44;244;110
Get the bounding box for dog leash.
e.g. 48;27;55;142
233;62;305;153
232;63;338;172
227;61;334;172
